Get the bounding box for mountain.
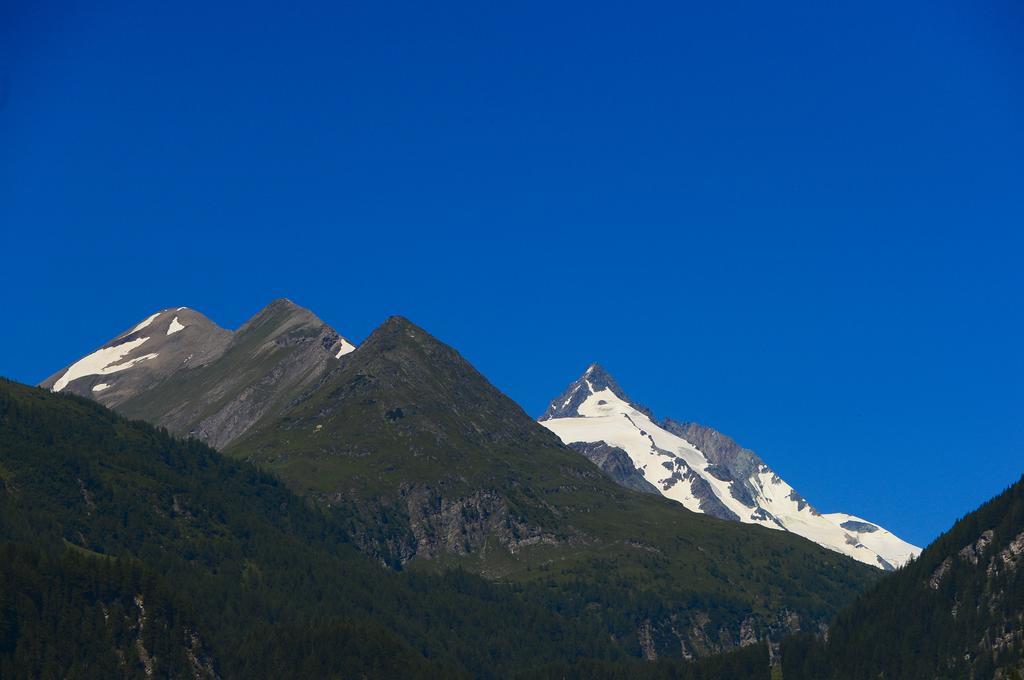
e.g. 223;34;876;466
42;299;356;449
1;377;786;678
781;473;1024;680
539;364;920;570
225;315;879;654
38;305;881;658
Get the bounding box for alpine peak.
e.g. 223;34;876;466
539;367;921;570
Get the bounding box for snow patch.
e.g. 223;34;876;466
130;312;161;334
92;383;111;392
335;338;356;358
166;317;185;335
53;337;154;392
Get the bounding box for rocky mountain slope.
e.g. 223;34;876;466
781;472;1024;679
42;299;355;449
539;364;920;570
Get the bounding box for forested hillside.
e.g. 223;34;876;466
782;473;1024;679
0;378;774;678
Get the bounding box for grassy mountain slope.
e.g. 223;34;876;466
228;316;880;656
781;473;1024;679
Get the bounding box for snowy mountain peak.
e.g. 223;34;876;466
540;364;643;421
582;362;620;391
539;366;922;570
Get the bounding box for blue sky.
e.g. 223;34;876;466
2;0;1022;547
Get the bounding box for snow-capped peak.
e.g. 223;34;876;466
539;365;921;570
541;362;644;421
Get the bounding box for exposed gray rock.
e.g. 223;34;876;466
658;457;740;521
540;363;655;421
638;620;657;661
787;489;812;513
929;556;954;590
404;487;561;559
664;420;767;510
840;519;879;533
567;441;660;494
961;529;995;565
988;530;1024;577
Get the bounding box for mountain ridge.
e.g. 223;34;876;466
41;299;357;449
35;301;882;658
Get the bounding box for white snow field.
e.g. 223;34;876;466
167;316;186;335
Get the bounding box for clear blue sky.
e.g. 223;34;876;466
3;1;1022;548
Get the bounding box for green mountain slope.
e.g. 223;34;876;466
781;473;1024;679
228;316;880;656
1;377;782;678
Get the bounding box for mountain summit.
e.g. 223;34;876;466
539;364;921;570
542;363;636;420
41;299;357;448
40;307;232;406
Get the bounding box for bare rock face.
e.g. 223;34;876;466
567;441;659;494
961;529;995;565
661;420;781;510
636;608;803;660
404;487;560;559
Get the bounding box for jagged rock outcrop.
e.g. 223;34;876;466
567;441;659;494
404;487;562;559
